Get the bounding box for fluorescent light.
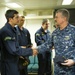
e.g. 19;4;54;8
6;3;21;8
62;0;73;5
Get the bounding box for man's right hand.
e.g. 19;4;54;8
32;48;38;56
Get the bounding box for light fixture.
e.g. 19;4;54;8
5;3;21;8
62;0;73;5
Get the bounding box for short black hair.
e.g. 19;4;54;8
5;9;18;22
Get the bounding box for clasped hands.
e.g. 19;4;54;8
32;47;38;56
21;46;38;56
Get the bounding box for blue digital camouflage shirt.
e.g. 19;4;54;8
38;24;75;75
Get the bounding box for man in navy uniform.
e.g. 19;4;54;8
35;19;51;75
0;9;37;75
16;16;32;75
34;9;75;75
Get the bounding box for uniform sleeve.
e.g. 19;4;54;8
71;32;75;62
70;43;75;62
27;30;32;46
35;32;45;45
37;35;53;53
1;31;33;56
66;47;75;63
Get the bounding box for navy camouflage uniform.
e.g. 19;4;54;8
37;24;75;75
16;26;32;75
35;27;51;75
0;23;33;75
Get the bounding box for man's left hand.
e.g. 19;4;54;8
61;59;75;67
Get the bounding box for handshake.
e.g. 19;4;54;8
32;47;38;56
21;46;38;56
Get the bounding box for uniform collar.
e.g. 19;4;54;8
18;26;24;32
5;22;16;33
58;23;70;32
40;27;49;33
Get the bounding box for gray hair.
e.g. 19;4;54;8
56;9;70;21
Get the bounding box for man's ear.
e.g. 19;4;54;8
9;18;12;21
